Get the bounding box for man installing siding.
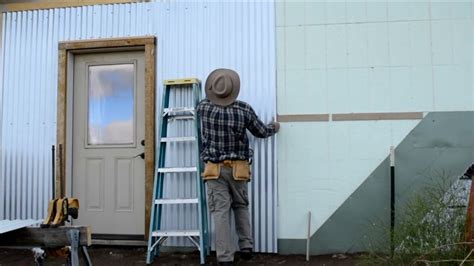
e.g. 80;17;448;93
196;69;280;266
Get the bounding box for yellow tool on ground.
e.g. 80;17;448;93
41;145;80;228
42;198;79;227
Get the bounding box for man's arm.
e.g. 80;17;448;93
246;106;280;138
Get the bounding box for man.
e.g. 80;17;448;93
196;68;279;265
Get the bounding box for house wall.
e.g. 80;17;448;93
276;0;473;253
0;1;145;12
0;1;278;252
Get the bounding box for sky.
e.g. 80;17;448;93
87;64;135;145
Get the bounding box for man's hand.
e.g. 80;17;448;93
271;122;280;133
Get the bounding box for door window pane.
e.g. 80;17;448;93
88;64;135;145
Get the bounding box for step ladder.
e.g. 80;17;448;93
146;78;209;265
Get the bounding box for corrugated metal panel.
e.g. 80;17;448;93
0;11;5;221
0;1;277;252
0;219;42;234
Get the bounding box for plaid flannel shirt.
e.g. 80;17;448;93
196;99;277;163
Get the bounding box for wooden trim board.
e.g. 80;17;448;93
143;42;156;240
332;112;424;121
59;36;155;50
277;114;330;122
278;112;424;122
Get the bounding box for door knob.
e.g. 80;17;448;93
134;152;145;159
141;140;145;146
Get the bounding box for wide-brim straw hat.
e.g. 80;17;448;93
205;68;240;106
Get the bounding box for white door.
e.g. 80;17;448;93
72;51;145;236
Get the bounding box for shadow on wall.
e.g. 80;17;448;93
278;111;474;255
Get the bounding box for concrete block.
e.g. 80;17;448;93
410;21;431;66
366;2;387;22
305;25;326;69
389;67;411;112
410;66;434;111
276;27;286;70
276;0;285;27
388;1;412;21
326;24;347;68
451;2;472;19
347;24;368;68
305;0;326;25
346;2;366;23
368;67;391;112
326;2;346;24
389;22;411;66
285;1;305;26
327;69;349;113
433;65;471;111
431;2;452;20
367;23;390;67
305;69;328;113
284;69;305;113
452;19;472;65
431;20;454;65
285;26;305;69
347;68;370;113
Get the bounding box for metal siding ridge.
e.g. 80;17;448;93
38;9;47;218
27;10;36;219
0;12;6;220
4;12;13;219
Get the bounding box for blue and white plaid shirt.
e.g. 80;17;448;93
196;99;277;163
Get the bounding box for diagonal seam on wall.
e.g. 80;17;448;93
278;111;474;255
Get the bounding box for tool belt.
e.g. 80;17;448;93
202;160;251;181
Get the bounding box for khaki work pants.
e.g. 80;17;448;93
206;165;253;262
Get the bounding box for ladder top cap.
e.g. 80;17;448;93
164;78;201;85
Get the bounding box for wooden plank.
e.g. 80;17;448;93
464;164;474;246
0;226;91;247
144;42;156;240
59;37;155;50
332;112;424;121
56;49;67;198
465;179;474;246
277;114;330;122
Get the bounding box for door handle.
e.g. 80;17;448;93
134;152;145;159
141;139;145;146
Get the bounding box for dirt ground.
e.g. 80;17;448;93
0;247;360;266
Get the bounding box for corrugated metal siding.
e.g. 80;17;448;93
0;1;277;252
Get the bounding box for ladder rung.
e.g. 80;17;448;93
155;198;199;204
152;230;200;237
164;78;200;85
161;137;196;142
164;107;195;114
157;167;197;173
168;116;195;120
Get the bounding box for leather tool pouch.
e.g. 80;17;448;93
202;162;220;180
232;160;251;181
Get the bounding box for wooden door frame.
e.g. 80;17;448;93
56;36;156;240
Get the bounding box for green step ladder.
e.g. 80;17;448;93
146;78;209;265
